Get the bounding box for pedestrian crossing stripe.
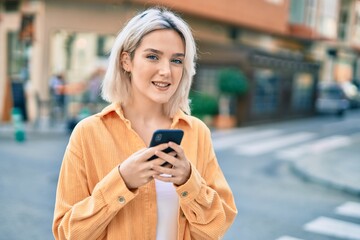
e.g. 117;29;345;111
212;128;354;160
276;236;303;240
212;129;282;151
336;201;360;219
276;135;352;160
234;132;315;156
304;216;360;240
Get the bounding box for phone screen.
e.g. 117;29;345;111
148;129;184;161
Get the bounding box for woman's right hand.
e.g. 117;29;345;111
118;143;171;190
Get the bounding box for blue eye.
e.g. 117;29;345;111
147;55;158;60
172;59;183;64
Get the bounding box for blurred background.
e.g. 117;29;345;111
0;0;360;239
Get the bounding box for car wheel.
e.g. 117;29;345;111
336;109;345;117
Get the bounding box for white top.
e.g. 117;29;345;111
155;175;179;240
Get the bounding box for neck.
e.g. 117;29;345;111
122;98;168;127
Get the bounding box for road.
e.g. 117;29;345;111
0;133;67;240
216;111;360;240
0;111;359;240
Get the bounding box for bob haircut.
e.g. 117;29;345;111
101;7;197;117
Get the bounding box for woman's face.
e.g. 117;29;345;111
123;29;185;106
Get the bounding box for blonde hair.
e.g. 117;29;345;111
101;7;197;117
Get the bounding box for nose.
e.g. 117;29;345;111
158;60;171;77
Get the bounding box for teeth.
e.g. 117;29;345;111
153;82;170;88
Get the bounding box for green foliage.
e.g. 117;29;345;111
218;68;248;95
190;91;218;118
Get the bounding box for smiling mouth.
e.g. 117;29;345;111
152;81;171;88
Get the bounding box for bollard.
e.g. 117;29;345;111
12;108;26;142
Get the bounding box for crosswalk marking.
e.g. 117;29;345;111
336;202;360;219
304;216;360;240
234;132;316;156
276;236;303;240
211;126;256;138
212;129;282;151
276;135;352;160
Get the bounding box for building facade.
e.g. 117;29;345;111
1;0;358;127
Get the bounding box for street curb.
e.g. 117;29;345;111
289;159;360;197
0;125;69;142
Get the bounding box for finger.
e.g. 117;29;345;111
140;143;169;161
160;152;177;168
168;142;186;160
133;147;148;156
151;143;171;151
147;150;176;164
152;163;176;176
154;150;177;166
147;158;169;168
144;169;162;178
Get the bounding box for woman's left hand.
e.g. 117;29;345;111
152;142;191;186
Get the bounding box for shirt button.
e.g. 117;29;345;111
181;191;188;197
118;196;126;204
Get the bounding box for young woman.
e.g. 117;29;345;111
53;7;237;240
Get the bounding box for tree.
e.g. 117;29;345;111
216;68;248;128
190;90;218;125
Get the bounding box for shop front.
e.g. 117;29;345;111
193;33;320;126
0;1;137;125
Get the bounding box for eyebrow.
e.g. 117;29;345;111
144;48;185;57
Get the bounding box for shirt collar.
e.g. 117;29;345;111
96;103;193;128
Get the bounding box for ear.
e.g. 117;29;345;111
120;52;132;72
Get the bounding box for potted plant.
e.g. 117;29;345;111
190;90;218;127
214;68;248;129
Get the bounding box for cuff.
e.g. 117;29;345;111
175;162;203;204
94;165;139;213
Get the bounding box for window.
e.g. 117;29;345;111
289;0;306;24
50;31;115;83
193;67;220;96
292;73;314;110
352;2;360;44
251;69;279;115
7;31;29;82
317;0;339;39
305;0;318;28
96;35;112;57
289;0;318;28
338;0;352;40
3;0;20;12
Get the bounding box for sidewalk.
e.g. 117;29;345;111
0;127;69;239
290;133;360;196
0;121;68;141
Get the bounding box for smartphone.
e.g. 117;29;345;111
148;129;184;161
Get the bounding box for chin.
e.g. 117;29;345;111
156;99;171;104
151;96;171;104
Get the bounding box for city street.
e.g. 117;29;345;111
0;132;67;240
214;110;360;240
2;1;360;240
0;111;360;240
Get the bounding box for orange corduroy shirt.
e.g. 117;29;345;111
53;103;237;240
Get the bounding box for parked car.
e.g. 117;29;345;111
315;83;349;117
340;81;360;108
